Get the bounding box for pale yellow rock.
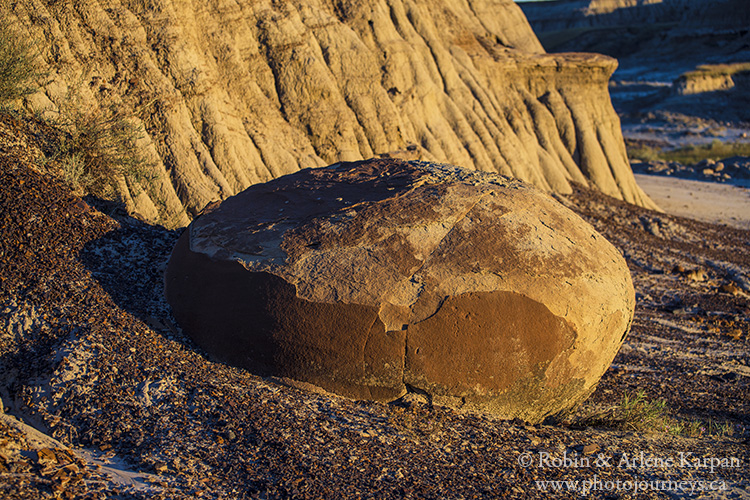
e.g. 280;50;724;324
6;0;657;227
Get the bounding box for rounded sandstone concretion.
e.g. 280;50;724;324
165;159;634;422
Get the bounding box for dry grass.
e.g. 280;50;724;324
575;390;734;438
575;390;670;433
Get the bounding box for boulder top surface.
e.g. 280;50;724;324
187;158;632;328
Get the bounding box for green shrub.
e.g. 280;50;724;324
627;145;661;162
0;17;46;104
660;140;750;165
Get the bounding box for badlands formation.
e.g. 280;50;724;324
5;0;655;226
1;1;749;498
165;159;635;421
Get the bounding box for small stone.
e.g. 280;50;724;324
582;443;601;455
686;269;707;282
154;461;169;473
36;448;57;465
719;283;741;296
395;391;430;407
62;463;79;474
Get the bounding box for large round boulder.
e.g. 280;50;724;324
165;159;634;422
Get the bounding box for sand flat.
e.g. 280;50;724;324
635;173;750;230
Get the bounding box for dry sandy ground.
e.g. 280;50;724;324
635;173;750;230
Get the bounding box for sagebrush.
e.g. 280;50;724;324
1;15;153;200
44;98;156;200
0;17;46;104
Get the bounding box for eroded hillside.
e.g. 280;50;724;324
4;0;654;226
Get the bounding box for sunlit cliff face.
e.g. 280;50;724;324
6;0;653;227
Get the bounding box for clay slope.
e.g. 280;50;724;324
5;0;655;226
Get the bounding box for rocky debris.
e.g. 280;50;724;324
0;412;159;499
719;283;743;296
1;118;749;499
5;0;655;225
631;156;750;185
166;159;635;422
671;265;709;283
622;111;750;152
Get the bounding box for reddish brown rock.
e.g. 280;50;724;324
165;158;635;422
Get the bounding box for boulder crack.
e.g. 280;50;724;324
400;191;490;287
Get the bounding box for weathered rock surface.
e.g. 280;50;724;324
5;0;655;227
165;158;635;421
673;66;750;96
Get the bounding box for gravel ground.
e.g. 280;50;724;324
1;114;748;499
631;157;750;187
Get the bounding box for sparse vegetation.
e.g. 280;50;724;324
575;390;734;438
665;418;733;439
40;97;156;200
627;145;662;163
576;390;670;433
0;17;47;104
1;14;154;201
628;140;750;165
